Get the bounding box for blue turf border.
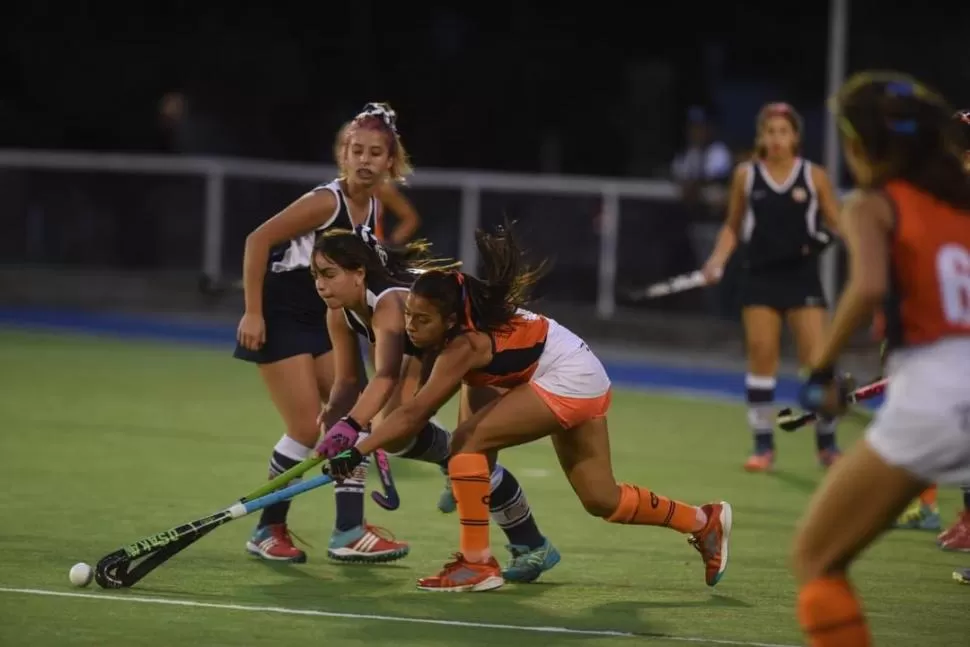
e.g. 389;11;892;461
0;306;880;408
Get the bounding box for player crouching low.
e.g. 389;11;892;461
320;222;733;592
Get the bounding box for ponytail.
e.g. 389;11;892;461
411;221;548;334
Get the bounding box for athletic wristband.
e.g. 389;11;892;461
341;416;363;432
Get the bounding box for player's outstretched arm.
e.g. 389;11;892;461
356;336;480;455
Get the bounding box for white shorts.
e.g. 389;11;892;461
527;318;613;429
532;318;611;399
866;337;970;485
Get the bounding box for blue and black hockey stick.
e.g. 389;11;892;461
95;470;334;589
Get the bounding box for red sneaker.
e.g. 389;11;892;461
939;512;970;552
817;448;841;468
417;553;504;592
689;502;733;586
246;523;307;563
744;452;774;473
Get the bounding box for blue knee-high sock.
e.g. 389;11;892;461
333;431;372;532
489;465;545;551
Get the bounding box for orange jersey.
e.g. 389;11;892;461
463;311;550;389
882;180;970;349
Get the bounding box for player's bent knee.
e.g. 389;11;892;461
578;487;621;519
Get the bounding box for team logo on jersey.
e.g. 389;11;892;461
792;187;808;203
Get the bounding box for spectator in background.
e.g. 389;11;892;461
671;106;733;200
671;107;733;313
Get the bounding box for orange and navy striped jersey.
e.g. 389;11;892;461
882;180;970;349
463;310;550;389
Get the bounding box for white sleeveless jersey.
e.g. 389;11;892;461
269;179;377;273
341;273;421;357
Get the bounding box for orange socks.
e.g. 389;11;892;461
919;484;938;507
798;576;871;647
606;483;701;533
448;453;492;563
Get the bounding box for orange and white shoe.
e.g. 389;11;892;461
688;502;733;587
744;451;774;473
417;553;504;592
327;524;410;563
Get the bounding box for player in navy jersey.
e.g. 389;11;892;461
311;226;562;580
332;122;421;245
702;103;843;472
234;103;418;562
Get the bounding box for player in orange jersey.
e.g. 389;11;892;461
321;222;733;592
892;110;970;549
947;110;970;580
790;72;970;645
313;227;561;581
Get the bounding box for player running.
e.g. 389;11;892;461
319;222;733;592
312;226;561;579
235;102;419;563
791;72;970;646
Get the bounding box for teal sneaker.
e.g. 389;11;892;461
893;501;942;531
953;567;970;584
327;524;410;563
502;540;561;583
437;465;457;514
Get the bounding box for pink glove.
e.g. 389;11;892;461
316;417;362;458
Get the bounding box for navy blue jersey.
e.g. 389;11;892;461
269;179;377;273
740;158;831;269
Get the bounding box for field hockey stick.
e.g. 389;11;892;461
244;451;327;501
95;453;329;588
370;449;400;510
92;451;325;588
95;472;334;589
622;270;709;301
776;378;888;432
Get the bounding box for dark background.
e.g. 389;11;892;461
4;2;967;174
1;2;967;331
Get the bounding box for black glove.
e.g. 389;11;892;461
327;447;364;481
798;366;855;416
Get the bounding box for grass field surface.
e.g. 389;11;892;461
0;328;965;646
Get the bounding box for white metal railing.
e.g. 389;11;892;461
0;148;789;318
